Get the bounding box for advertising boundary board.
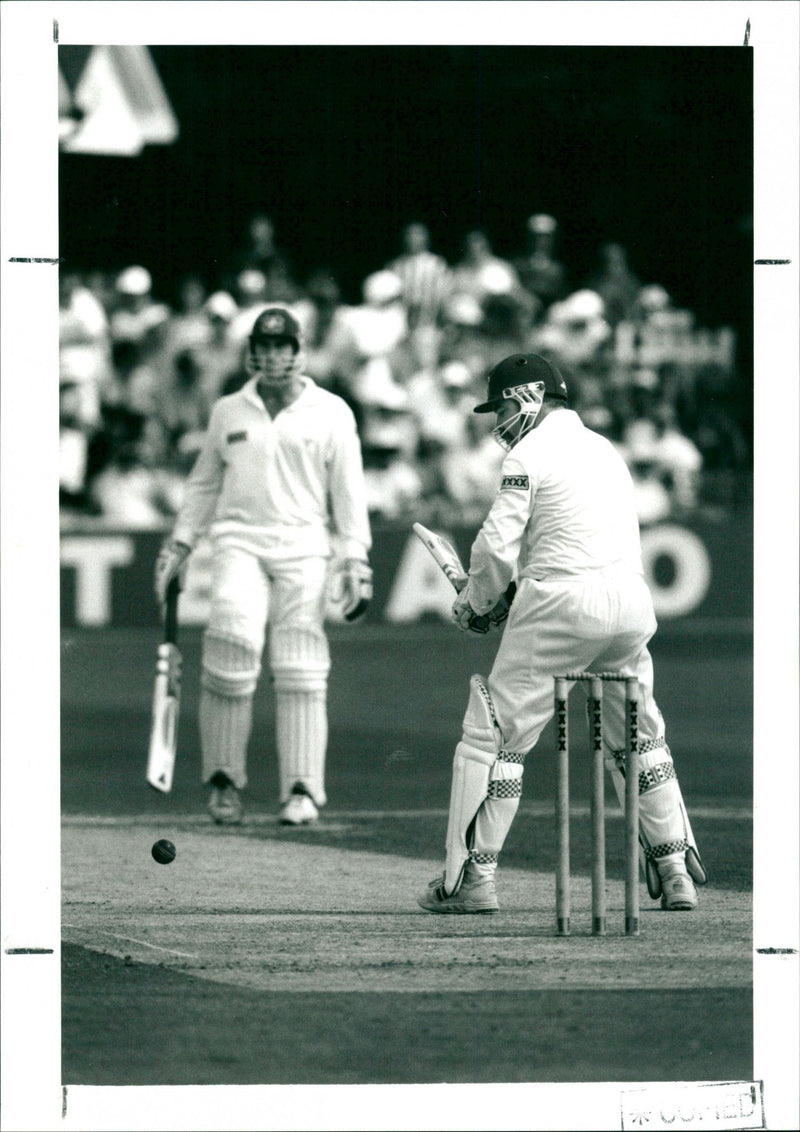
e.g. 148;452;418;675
59;516;753;631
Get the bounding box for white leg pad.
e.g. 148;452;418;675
274;690;328;805
471;756;524;876
271;626;330;806
200;633;261;788
444;674;504;894
444;740;495;894
605;744;707;898
200;691;253;789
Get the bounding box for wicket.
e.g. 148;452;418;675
554;672;640;937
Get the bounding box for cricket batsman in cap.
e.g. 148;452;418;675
418;353;707;914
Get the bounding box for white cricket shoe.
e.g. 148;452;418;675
207;778;243;826
417;872;499;914
660;870;698;911
279;782;319;826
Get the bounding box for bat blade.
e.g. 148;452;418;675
146;642;182;792
412;521;516;632
412;522;467;592
147;575;182;793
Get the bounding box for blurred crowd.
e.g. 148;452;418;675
60;211;750;531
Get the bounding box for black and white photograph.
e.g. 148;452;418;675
1;3;798;1130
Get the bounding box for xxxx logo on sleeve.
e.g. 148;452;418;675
500;474;530;490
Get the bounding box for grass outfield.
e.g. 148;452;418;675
59;623;753;1112
63;943;752;1086
61;622;752;815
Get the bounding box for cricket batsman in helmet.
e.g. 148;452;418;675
418;353;707;914
155;306;373;827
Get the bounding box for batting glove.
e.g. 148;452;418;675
451;590;491;635
154;540;191;606
341;558;373;622
487;581;517;627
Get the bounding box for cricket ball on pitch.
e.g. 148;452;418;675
151;838;176;865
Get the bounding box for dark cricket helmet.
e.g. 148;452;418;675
474;353;568;414
249;307;302;352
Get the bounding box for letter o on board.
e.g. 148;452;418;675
641;525;711;618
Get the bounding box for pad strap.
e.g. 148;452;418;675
201;632;260;698
497;749;525;764
605;745;708;898
639;761;676;793
487;779;522;799
610;735;669;767
644;838;690;860
270;625;330;693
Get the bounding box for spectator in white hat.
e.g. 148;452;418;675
164;274;212;359
438;292;489;380
531;288;611;368
585;242;642;327
292;270;357;389
408;359;476;454
193;291;242;402
451;229;520;307
513;213;568;313
228;269;271;344
357;360;419;462
59;271;112;432
223;212;298;302
338;270;411;400
110;265;170;347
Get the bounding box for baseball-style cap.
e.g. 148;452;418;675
474;353;568;413
250;306;301;348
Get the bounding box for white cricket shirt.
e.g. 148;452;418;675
172;376;371;560
465;408;644;614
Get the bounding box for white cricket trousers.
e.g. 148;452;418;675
201;544;331;802
488;574;663;756
465;573;698;890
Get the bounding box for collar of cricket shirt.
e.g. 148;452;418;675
243;374;311;413
539;407;579;431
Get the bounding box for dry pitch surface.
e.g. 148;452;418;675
62;804;752;1107
64;811;749;995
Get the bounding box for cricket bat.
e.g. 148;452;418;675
146;575;182;792
412;522;516;628
412;522;469;592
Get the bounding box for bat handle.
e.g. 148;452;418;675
164;575;181;644
444;569;467;593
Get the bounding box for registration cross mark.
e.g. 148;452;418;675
629;1108;651;1127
